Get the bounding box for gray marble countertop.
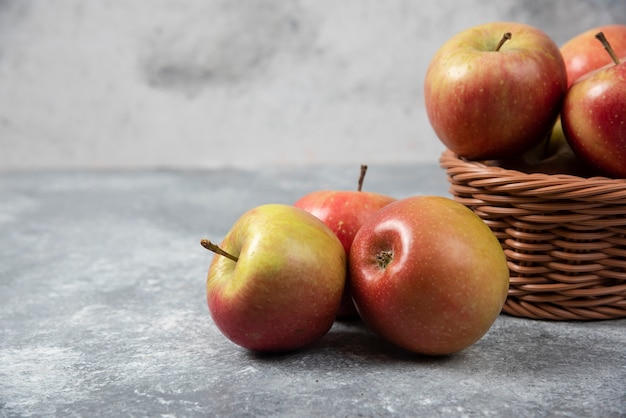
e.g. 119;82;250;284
1;164;624;417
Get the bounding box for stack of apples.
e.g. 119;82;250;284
202;166;510;356
424;22;626;178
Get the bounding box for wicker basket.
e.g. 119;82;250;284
439;149;626;320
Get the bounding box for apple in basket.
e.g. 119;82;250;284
294;165;397;319
561;32;626;179
424;21;567;161
349;196;510;356
560;24;626;86
201;204;346;352
487;121;596;177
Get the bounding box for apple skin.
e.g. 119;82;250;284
561;24;626;87
424;21;567;161
206;204;347;352
294;190;396;319
561;58;626;178
487;120;595;177
349;196;510;356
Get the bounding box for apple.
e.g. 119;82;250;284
561;24;626;87
561;32;626;178
294;165;396;319
201;204;347;352
349;196;509;356
424;21;567;161
487;121;594;177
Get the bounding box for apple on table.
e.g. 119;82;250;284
561;32;626;179
424;21;567;161
349;196;510;356
294;165;396;320
201;204;347;352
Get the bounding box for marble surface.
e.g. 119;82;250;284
1;165;625;417
1;0;626;170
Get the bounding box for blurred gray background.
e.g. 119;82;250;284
1;0;624;170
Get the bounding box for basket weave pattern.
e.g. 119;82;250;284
440;149;626;320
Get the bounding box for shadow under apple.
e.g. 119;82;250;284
245;320;467;365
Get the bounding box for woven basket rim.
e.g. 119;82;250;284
439;148;626;185
440;149;626;204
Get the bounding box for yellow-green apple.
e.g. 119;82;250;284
294;165;396;319
424;22;567;161
561;24;626;87
488;122;593;177
349;196;509;356
201;204;347;352
561;33;626;178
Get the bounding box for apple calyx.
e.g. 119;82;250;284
376;250;393;269
357;164;368;192
495;32;512;52
201;239;239;262
595;32;621;65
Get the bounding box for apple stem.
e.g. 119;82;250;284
200;239;239;262
357;164;368;192
595;32;621;65
495;32;512;52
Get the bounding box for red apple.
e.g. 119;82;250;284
561;24;626;87
202;204;347;352
294;165;396;319
424;21;567;161
561;33;626;178
349;196;509;356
